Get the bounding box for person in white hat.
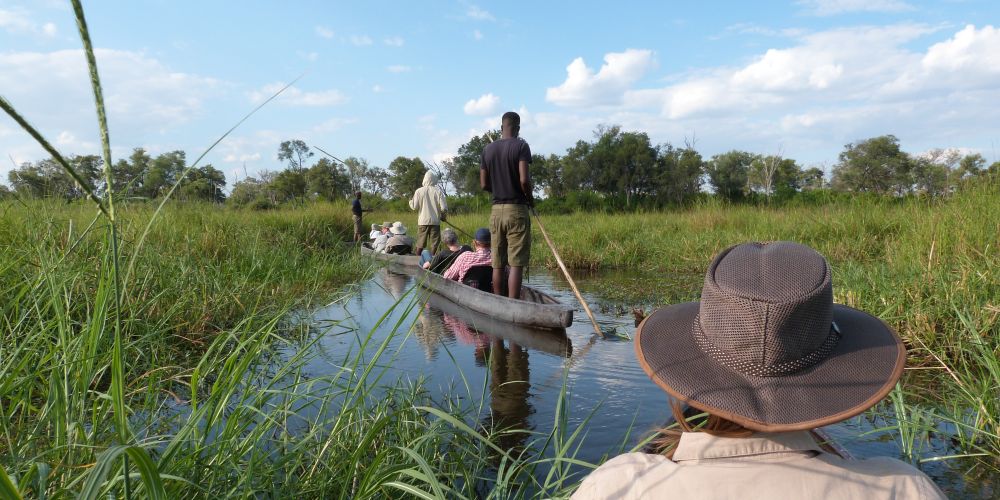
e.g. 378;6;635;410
384;221;415;255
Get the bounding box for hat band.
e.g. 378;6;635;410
693;317;842;377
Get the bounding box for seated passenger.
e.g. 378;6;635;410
420;228;472;273
571;242;945;500
368;223;382;240
384;221;415;255
372;221;392;252
443;228;492;283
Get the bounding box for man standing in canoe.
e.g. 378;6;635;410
409;171;448;256
351;191;370;243
481;111;533;299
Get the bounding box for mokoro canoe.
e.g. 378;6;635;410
360;245;421;267
405;264;574;330
423;290;573;357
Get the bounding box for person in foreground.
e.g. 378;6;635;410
409;170;448;256
572;241;945;500
419;228;472;273
372;221;391;253
481;111;532;299
443;228;492;284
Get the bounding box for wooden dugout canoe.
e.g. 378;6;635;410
403;264;574;330
360;245;421;267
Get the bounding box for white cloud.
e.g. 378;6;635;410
466;6;494;21
546;49;655;107
372;84;383;93
41;22;56;37
312;117;359;134
383;36;404;47
298;51;319;62
797;0;913;16
386;65;411;73
922;24;1000;73
315;26;334;39
463;93;500;115
223;152;261;163
473;29;484;41
247;83;347;107
0;8;57;37
349;35;373;46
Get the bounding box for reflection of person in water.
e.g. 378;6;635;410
381;269;409;300
413;304;455;361
483;339;532;452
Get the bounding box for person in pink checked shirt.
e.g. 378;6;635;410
443;227;492;283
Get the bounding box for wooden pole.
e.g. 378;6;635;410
530;207;605;338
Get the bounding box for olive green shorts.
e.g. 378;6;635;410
416;225;441;253
490;204;531;269
353;215;363;235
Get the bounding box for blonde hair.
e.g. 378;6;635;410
650;400;753;460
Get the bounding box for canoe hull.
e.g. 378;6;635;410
360;245;421;267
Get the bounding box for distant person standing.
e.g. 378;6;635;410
481;111;532;299
409;171;448;256
351;191;370;243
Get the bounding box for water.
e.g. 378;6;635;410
297;266;995;498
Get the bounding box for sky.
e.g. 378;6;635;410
2;0;999;188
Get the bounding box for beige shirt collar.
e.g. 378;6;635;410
672;431;823;462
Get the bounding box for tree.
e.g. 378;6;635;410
272;169;307;201
561;140;595;192
451;129;501;196
178;165;226;202
306;158;350;200
363;166;391;198
142;150;186;198
951;153;986;188
387;156;427;197
705;150;754;201
589;126;656;206
800;167;826;190
533;154;568;198
277;140;313;171
340;156;370;193
7;156;101;200
830;135;909;194
749;154;802;198
112;148;151;197
654;144;703;205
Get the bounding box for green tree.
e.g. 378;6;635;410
387;156;427;197
951;153;986;188
112;148;151;197
589;126;657;206
800;167;826;190
533;153;568;198
277;140;313;171
561;140;595;192
341;156;370;193
306;158;350;200
748;155;802;198
451;129;501;195
706;150;754;201
178;165;227;202
142;150;186;198
272;169;307;201
7;156;101;200
654;144;703;205
363;166;391;198
830;135;909;194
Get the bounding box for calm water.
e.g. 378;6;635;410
294;266;994;498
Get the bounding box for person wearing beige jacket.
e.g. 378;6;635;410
409;171;447;256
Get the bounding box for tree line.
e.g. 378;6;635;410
3;129;997;208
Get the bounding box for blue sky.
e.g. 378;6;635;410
2;0;999;188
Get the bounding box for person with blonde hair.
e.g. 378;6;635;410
572;241;945;500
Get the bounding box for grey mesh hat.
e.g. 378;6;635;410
635;241;905;432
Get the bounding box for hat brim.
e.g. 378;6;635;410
635;302;905;432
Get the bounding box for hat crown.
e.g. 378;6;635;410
696;242;837;377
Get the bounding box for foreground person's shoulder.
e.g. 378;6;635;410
570;453;672;500
831;456;948;499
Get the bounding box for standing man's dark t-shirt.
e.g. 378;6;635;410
481;138;531;204
352;198;362;216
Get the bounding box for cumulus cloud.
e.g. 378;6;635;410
349;35;373;46
463;93;500;115
386;65;411;73
797;0;913;16
383;36;404;47
315;25;334;39
546;49;655;107
466;6;494;21
247;83;347;107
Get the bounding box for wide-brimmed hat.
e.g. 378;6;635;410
390;221;408;235
635;241;905;432
371;223;380;230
